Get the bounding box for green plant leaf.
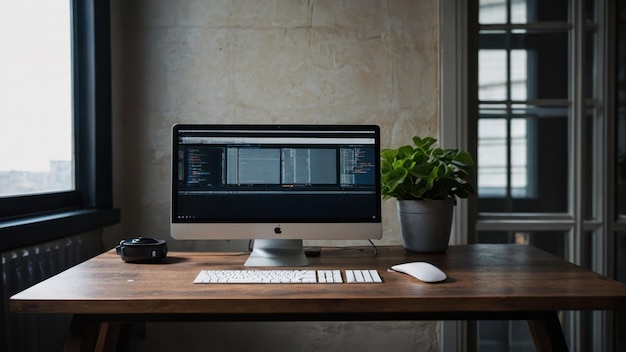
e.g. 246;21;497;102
380;135;475;201
381;167;408;193
453;151;474;166
380;149;397;163
397;145;414;159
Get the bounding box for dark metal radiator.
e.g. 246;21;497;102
0;232;103;352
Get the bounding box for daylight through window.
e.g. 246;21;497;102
0;1;73;197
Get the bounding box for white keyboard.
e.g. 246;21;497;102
193;269;382;284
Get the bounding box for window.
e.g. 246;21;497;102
0;0;119;252
441;0;621;350
472;0;619;350
0;1;73;197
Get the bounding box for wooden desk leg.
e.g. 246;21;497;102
527;312;569;352
94;322;121;352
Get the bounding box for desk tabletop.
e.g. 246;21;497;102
10;244;626;316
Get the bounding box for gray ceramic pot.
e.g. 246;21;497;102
397;199;454;253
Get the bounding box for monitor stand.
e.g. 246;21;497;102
245;239;309;267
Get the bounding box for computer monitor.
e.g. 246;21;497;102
170;124;382;266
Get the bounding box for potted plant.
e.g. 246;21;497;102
381;136;474;253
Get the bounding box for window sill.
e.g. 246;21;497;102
0;208;120;252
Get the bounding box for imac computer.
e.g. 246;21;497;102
170;124;382;266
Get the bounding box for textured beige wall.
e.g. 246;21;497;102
110;0;440;351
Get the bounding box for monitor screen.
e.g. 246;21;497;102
170;124;382;266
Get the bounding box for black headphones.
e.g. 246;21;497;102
115;237;168;263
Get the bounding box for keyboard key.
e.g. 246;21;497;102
368;270;383;283
344;270;383;283
318;270;342;283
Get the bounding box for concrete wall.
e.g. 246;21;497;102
108;1;441;351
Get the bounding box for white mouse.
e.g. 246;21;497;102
391;262;447;283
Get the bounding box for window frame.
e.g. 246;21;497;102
0;0;119;252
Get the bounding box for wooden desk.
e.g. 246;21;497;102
10;244;626;351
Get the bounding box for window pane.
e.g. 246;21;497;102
510;118;528;195
478;116;508;196
478;106;568;213
525;0;569;23
509;0;528;24
479;0;507;24
479;31;569;101
477;114;529;198
480;0;569;25
510;50;527;100
0;1;73;197
521;31;569;100
479;50;508;101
